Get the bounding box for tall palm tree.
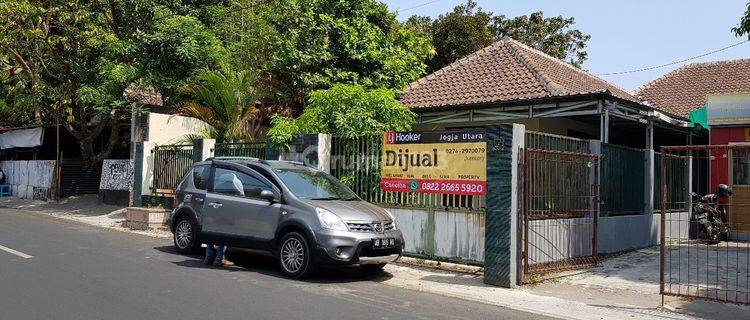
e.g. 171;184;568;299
176;70;263;142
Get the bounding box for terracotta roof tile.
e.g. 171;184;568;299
636;59;750;117
401;38;639;109
123;86;164;107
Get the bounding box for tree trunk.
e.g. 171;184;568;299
55;112;120;166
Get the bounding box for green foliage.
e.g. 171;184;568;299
138;6;228;101
493;12;591;68
0;0;227;162
734;2;750;38
0;0;433;160
267;84;415;146
411;1;495;72
252;0;434;109
212;0;275;72
176;69;263;143
405;0;590;71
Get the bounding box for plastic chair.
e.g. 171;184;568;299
0;184;11;196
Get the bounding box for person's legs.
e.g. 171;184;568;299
213;246;233;266
203;244;216;265
215;246;226;261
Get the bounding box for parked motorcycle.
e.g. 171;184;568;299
690;184;731;243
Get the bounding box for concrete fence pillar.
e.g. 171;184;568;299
644;150;655;214
192;138;216;162
484;123;523;287
132;141;154;207
279;134;320;167
317;134;332;174
644;121;655;215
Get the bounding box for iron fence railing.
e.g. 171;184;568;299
654;152;689;212
151;144;193;194
330;134;485;212
521;148;600;282
213;141;267;159
525;131;590;153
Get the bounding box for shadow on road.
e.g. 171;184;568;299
153;245;394;284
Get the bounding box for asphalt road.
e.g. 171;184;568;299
0;208;554;320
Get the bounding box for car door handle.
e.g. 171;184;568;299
208;202;222;208
194;197;204;202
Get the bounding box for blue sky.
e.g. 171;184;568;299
380;0;750;91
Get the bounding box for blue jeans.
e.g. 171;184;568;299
205;244;226;261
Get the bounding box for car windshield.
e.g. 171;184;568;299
273;166;359;200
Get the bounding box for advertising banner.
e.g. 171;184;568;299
380;129;487;196
706;93;750;126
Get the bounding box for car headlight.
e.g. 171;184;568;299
316;208;348;231
384;208;398;230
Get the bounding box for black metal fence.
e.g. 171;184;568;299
151;144;193;194
213;141;267;159
661;145;750;305
521;148;600;282
601;143;645;216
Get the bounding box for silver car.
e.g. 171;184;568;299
168;157;404;278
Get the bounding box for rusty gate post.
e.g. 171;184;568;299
484;124;524;287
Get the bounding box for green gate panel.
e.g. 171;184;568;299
484;124;516;287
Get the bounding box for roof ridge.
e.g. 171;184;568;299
507;38;635;97
681;57;750;68
404;41;507;92
502;38;561;96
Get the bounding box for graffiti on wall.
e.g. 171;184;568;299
0;160;55;200
99;159;133;191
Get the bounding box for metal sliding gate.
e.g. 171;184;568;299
660;145;750;305
521;148;600;282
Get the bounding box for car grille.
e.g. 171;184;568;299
346;221;394;233
347;222;374;232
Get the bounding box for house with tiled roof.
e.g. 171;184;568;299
636;58;750;126
397;38;707;254
637;59;750;215
401;38;694;148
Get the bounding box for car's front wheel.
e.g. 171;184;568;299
278;232;314;278
173;215;200;254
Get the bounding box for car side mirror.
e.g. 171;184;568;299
260;190;276;203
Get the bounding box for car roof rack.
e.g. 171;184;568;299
275;160;306;166
208;156;262;162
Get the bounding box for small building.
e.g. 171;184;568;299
396;38;700;256
637;58;750;190
400;38;694;148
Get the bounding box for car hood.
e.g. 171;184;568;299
305;200;391;222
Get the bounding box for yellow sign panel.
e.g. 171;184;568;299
380;130;487;195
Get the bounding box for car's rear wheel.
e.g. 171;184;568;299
173;216;200;254
278;232;314;278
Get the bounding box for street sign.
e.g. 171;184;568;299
380;129;487;195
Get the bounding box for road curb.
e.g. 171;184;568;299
396;256;484;275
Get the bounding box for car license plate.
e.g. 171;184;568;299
373;238;396;249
